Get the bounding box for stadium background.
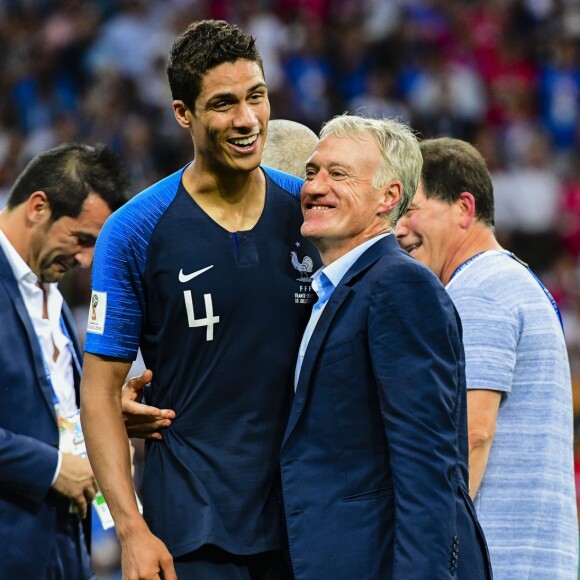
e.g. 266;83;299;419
1;0;579;576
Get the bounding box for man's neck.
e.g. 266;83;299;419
440;226;502;286
182;163;266;232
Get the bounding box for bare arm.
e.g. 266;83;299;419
80;353;176;580
467;389;502;499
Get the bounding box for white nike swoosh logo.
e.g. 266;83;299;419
178;265;214;283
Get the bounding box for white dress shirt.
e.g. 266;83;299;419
0;227;75;482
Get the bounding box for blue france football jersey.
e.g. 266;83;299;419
85;165;320;557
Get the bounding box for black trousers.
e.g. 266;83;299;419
173;544;294;580
45;508;95;580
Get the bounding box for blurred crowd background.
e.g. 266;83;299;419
1;0;580;576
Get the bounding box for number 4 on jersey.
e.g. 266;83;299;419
183;291;220;341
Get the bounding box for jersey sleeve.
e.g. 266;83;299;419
84;210;144;360
448;287;517;394
262;165;304;198
84;167;184;360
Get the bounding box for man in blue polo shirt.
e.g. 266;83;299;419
80;20;319;580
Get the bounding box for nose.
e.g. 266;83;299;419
75;247;95;269
302;171;330;197
394;217;408;240
233;101;258;129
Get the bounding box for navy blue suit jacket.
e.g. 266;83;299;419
0;245;87;577
280;236;492;579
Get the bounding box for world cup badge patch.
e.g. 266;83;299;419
86;290;107;334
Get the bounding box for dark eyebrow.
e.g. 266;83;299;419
247;82;267;93
209;82;267;103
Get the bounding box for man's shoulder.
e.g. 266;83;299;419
351;241;450;308
374;244;443;287
99;167;185;243
354;243;461;335
0;247;19;295
117;167;184;220
262;165;303;200
449;252;536;298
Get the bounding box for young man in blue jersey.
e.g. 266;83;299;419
80;20;319;579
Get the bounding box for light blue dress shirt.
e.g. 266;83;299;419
294;233;390;390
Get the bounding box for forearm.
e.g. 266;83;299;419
468;435;494;499
80;353;144;534
466;389;501;500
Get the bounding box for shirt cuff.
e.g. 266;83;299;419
51;450;62;486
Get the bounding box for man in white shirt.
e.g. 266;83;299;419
0;143;172;579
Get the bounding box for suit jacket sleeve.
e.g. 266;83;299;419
0;428;59;503
0;271;62;504
369;264;464;577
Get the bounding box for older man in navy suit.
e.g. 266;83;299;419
280;114;492;579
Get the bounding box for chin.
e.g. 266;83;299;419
42;267;66;283
230;152;261;171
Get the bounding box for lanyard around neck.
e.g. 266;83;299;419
449;250;563;332
503;251;564;331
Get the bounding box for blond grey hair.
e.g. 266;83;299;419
319;114;422;224
262;119;319;179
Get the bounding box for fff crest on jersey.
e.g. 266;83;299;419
290;250;314;282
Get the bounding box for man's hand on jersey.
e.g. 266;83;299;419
52;453;98;519
121;369;175;440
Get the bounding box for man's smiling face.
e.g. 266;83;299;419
30;193;111;283
188;59;270;174
395;182;459;281
300;133;393;263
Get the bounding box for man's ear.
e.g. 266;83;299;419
457;191;476;228
380;180;402;215
173;100;193;129
25;191;51;225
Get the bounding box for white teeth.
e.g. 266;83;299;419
310;205;329;210
231;135;257;146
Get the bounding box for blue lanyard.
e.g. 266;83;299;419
449;252;486;282
450;250;564;332
35;334;59;405
59;316;81;376
503;252;564;331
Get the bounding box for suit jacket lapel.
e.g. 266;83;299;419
61;302;83;405
283;236;399;447
283;284;353;446
0;247;58;421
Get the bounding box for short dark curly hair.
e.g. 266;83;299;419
8;143;129;222
167;20;264;111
